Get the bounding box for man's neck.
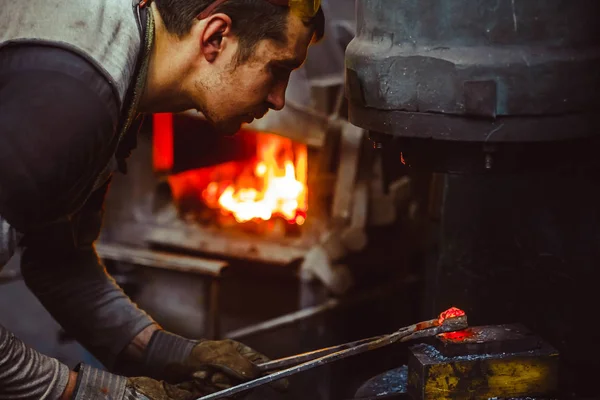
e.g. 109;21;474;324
138;3;188;113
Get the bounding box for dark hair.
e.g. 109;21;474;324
155;0;325;64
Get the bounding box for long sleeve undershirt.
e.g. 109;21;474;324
0;324;70;400
20;179;156;369
0;44;155;398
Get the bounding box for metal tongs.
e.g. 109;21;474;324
196;308;468;400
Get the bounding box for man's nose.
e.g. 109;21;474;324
267;81;287;111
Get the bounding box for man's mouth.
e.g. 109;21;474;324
242;109;269;124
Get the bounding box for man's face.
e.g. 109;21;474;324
193;14;313;135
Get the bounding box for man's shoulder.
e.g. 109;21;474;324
0;0;142;104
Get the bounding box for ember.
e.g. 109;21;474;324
438;307;466;325
439;330;474;342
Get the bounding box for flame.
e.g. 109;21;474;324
438;307;466;325
201;132;308;225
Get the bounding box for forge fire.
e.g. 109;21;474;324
165;129;308;228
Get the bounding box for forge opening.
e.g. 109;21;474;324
152;114;309;238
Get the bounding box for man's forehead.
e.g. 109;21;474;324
270;17;311;66
260;38;309;69
250;15;311;68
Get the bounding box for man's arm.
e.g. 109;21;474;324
0;43;159;371
0;43;280;394
0;323;71;399
1;323;205;400
20;180;159;371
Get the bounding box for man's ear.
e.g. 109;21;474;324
199;13;233;63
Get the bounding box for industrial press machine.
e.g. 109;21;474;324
345;0;600;398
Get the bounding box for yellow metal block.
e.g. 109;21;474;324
407;342;559;399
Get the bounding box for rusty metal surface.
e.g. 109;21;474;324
352;366;555;399
408;341;559;399
346;0;600;142
352;326;552;399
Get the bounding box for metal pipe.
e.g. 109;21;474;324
225;298;340;340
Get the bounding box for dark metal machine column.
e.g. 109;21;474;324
346;0;600;396
346;0;600;172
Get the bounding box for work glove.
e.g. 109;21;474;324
72;364;202;400
143;330;288;395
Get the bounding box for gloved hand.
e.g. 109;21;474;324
127;377;198;400
71;364;203;400
143;330;288;395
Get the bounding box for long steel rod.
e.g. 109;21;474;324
197;330;410;400
197;319;439;400
196;314;467;400
256;335;385;372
